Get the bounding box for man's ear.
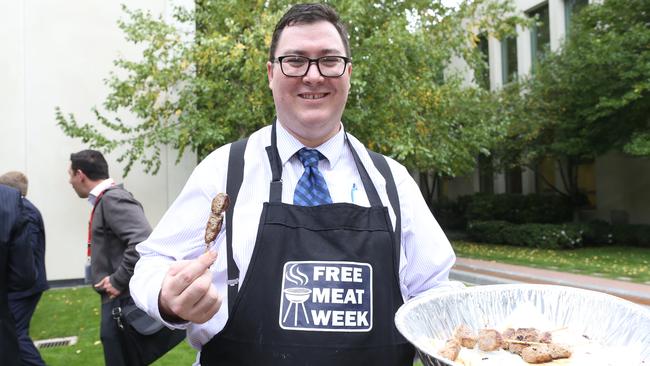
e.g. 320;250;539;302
267;61;274;88
76;169;87;181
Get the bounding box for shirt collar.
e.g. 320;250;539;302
275;119;346;168
87;178;115;206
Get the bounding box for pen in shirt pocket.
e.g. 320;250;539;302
350;183;358;203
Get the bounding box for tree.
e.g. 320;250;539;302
495;0;650;205
57;0;523;198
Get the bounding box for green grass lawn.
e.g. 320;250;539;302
453;241;650;283
31;287;196;365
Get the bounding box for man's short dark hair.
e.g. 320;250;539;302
70;149;109;180
269;3;350;61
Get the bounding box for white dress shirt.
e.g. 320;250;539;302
130;121;459;349
88;178;115;206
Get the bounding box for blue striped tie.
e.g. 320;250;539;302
293;148;333;206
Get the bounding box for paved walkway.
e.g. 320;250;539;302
450;257;650;307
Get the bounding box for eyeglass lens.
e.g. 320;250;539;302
280;56;347;77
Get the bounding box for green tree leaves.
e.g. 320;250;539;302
57;0;522;179
499;0;650;169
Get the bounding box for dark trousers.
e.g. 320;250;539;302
101;300;129;366
9;293;46;366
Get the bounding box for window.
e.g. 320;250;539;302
528;3;550;72
475;33;490;89
565;0;589;32
478;154;494;194
501;36;518;84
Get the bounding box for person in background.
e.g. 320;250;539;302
0;184;36;366
131;3;460;365
67;149;151;366
0;171;48;366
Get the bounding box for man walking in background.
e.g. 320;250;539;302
0;184;36;366
0;172;48;366
67;149;152;366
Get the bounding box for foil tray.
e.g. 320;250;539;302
394;284;650;366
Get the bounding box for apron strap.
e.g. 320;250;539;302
266;120;283;203
345;133;383;207
367;150;402;272
226;137;248;314
266;120;384;207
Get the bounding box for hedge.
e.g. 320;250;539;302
582;221;650;248
465;193;573;224
467;220;585;249
431;193;573;231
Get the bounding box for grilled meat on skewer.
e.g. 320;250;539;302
204;193;229;251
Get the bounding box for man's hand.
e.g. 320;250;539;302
94;276;121;299
158;250;221;324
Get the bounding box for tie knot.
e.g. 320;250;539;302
297;148;323;168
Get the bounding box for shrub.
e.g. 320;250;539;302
464;193;573;224
583;221;650;248
582;220;614;245
467;220;509;244
468;220;584;249
431;198;467;230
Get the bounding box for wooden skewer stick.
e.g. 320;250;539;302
505;339;548;346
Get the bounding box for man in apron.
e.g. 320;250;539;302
130;3;459;365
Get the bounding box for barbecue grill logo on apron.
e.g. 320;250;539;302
279;261;373;332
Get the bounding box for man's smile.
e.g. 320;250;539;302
298;92;329;100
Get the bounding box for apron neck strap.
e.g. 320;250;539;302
266;120;383;207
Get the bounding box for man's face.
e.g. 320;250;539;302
67;164;89;198
267;21;351;147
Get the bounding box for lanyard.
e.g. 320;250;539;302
86;190;108;257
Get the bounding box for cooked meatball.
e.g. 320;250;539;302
454;324;478;349
478;329;504;352
438;339;461;361
548;343;572;359
521;344;554;364
540;331;553;344
508;328;542;355
501;328;515;350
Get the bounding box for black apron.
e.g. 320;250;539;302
201;123;414;365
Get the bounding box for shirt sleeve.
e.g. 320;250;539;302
130;146;229;327
389;160;463;299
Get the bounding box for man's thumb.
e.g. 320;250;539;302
199;250;218;267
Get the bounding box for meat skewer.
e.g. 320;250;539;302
204;193;229;252
437;324;572;364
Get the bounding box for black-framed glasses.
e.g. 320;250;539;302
274;55;351;77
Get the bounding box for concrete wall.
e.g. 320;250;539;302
0;0;196;281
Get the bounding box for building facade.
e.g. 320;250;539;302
444;0;650;225
0;0;196;282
